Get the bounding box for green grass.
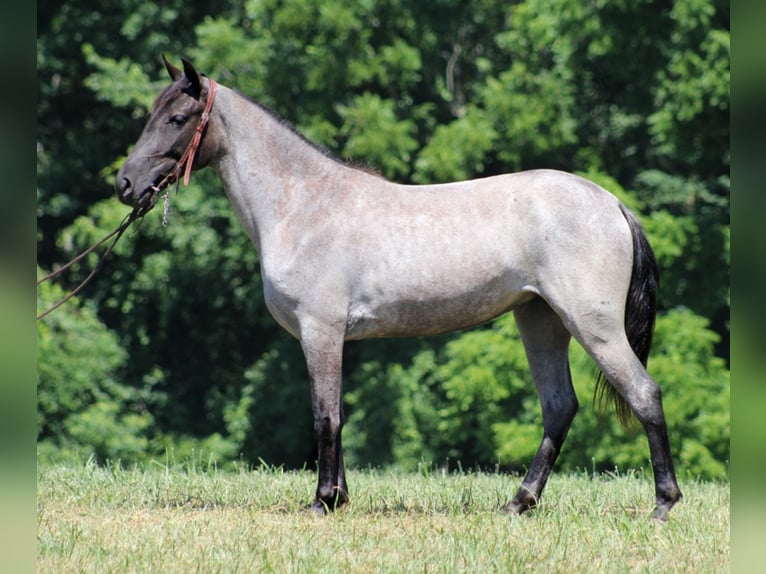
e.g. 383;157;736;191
38;461;729;573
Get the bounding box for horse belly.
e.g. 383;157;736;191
344;273;537;340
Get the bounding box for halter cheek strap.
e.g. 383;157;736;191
181;78;217;186
152;78;217;193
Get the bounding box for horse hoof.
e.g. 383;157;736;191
308;495;349;515
651;489;682;521
308;500;329;516
504;500;533;516
651;506;669;521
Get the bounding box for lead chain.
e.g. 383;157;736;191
161;191;170;227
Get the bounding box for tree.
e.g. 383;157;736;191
37;271;153;463
37;0;729;474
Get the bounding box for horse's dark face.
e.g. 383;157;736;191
115;58;209;208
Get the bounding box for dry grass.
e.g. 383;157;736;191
37;462;729;573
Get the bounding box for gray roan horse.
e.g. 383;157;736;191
116;58;682;519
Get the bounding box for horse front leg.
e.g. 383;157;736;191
301;329;349;514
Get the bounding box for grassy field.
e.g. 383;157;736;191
37;461;729;573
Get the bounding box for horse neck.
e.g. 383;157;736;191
210;85;356;250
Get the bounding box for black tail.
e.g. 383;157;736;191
594;203;660;426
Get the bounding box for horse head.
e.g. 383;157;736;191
115;57;216;208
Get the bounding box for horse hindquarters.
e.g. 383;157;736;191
587;205;681;519
547;203;682;519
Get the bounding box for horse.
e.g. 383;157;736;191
115;57;682;520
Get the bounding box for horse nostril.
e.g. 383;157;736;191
116;176;133;202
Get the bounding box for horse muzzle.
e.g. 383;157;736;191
115;176;153;208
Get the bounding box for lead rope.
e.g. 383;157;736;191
37;79;218;319
36;204;152;320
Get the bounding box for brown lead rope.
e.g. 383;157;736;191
36;204;152;320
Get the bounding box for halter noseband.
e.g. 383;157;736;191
152;78;218;194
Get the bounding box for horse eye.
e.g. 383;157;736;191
168;114;186;126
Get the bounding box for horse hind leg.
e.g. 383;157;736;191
572;319;682;520
506;297;578;515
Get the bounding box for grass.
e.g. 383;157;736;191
37;460;729;573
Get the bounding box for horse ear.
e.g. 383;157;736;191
181;57;202;94
163;54;183;81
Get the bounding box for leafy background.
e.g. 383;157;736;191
37;0;729;480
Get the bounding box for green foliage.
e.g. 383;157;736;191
239;341;316;468
62;401;152;463
413;108;497;183
635;170;729;321
37;0;728;479
648;309;730;478
338;93;419;178
82;43;157;117
37;275;152;463
649;2;729;175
